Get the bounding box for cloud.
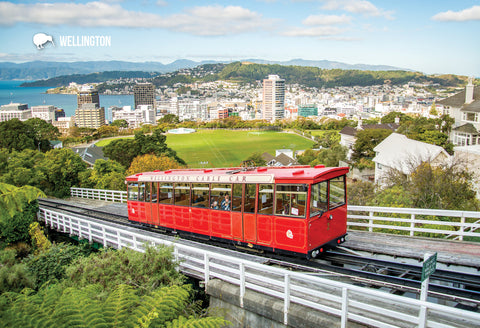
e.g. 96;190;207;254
282;26;345;37
303;14;352;25
0;1;270;36
432;5;480;22
321;0;394;19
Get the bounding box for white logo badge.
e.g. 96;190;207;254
33;33;55;50
286;229;293;239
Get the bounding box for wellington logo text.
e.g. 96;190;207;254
59;35;112;47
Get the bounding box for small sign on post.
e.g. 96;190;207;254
421;252;437;282
419;252;437;328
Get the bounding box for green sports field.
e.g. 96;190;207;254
167;130;314;168
96;130;314;168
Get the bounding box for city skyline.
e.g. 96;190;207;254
0;1;479;77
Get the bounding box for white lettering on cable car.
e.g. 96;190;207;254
138;174;274;184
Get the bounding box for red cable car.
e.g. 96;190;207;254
126;165;349;258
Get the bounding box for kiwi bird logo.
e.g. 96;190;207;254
33;33;55;49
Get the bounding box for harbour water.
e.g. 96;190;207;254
0;80;134;118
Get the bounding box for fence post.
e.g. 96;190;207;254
410;214;415;237
341;287;349;328
204;253;210;289
284;273;291;325
369;211;374;232
240;263;245;308
459;216;465;241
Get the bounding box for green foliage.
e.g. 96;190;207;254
0;201;38;246
111;119;129;128
0;182;44;219
79;159;126;191
351;129;392;163
0;249;35;294
39;148;88;198
25;243;92;289
244;152;266;167
313;130;340;148
347;180;375;206
297;144;347;167
0;149;46;188
65;245;184;293
0;282;226;328
24;118;61;152
103;130;185;169
0;119;36;152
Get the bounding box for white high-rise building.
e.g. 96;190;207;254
262;75;285;122
31;105;55;122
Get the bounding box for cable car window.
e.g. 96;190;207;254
138;182;146;202
145;182;152;202
210;184;232;211
151;182;158;202
310;181;328;217
244;184;256;214
192;183;209;208
127;182;139;201
159;183;173;204
275;184;307;217
232;184;242;212
329;175;346;209
258;184;274;215
174;183;190;206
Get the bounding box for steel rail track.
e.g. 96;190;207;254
38;198;480;307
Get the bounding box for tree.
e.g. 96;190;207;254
126;154;183;176
0;202;39;247
103;130;185;169
351;129;392;163
244;152;266;167
39;148;88;198
380;160;479;211
79;159;126;190
0;149;46;188
314;131;340;149
111;119;128;128
0;119;35;152
0;182;45;220
24;118;60;152
347;180;375;206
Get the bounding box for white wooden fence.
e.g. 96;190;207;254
38;207;480;328
70;188;480;241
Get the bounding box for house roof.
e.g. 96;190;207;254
437;85;480;108
452;123;479;134
261;152;275;163
373;133;450;174
461;99;480;113
339;123;399;137
72;144;107;166
275;153;298;166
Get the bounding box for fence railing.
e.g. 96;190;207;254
37;207;480;328
70;188;480;241
348;205;480;241
70;187;127;203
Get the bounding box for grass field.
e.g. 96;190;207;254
306;129;340;137
167;130;314;167
96;130;314;168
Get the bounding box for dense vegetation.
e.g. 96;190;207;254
20;71;158;87
20;62;467;89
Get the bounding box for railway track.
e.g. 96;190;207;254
38;198;480;310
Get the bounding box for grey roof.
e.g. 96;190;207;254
452;123;479;134
261;152;275;163
72;144;107;166
340;123;399;137
275;153;298;166
461;99;480;113
437;85;480;108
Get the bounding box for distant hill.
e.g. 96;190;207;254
0;58;408;81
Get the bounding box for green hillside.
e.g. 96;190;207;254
165;129;314;168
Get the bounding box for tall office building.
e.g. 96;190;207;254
262;75;285;122
134;83;156;110
77;88;100;108
75;86;105;129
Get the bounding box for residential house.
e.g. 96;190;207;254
72;144;107;166
372;133;450;185
453;145;480;199
261;150;299;167
437;77;480;146
339;119;399;159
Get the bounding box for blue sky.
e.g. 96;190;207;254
0;0;479;76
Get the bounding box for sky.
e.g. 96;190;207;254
0;0;479;76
